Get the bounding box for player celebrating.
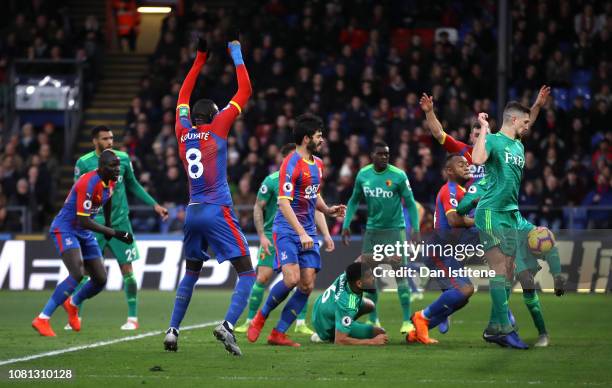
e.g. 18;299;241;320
235;143;333;335
341;141;420;334
409;154;475;344
420;85;551;185
457;179;566;347
32;150;133;336
247;113;346;347
164;35;253;356
472;106;531;349
67;125;168;331
310;262;388;345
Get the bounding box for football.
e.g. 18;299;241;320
528;227;556;255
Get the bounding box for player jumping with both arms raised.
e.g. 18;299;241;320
341;141;420;334
32;150;133;336
66;125;168;331
247;114;346;347
164;34;254;356
235;143;334;335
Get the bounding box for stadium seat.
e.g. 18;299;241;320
552;88;570;111
508;87;518;101
570;86;592;108
572;70;592;87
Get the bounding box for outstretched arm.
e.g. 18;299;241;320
211;37;253;138
472;113;490;165
176;39;208;137
420;93;445;143
529;85;551;129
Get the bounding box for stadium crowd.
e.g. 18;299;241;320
1;0;612;233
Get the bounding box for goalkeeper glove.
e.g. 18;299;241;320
554;275;566;296
113;230;134;244
228;41;244;65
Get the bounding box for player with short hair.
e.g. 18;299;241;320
472;104;532;349
32;150;133;336
164;35;254;356
67;125;168;331
310;262;388;345
457;177;566;347
247;113;346;347
235;143;333;335
409;154;476;344
341;141;420;334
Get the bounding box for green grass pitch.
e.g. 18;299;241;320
0;290;611;387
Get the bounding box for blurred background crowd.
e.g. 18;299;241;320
1;0;611;233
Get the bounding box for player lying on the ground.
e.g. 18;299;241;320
235;143;334;335
164;33;254;356
457;179;566;347
247;114;346;347
341;141;420;334
310;262;388;345
472;108;531;350
32;150;133;337
66;125;168;332
408;154;475;345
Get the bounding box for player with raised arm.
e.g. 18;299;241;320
247;114;346;347
341;141;420;334
420;85;551;185
32;150;132;336
163;34;254;356
66;126;168;331
235;143;334;335
472;104;531;349
408;154;475;344
457;176;566;347
310;262;388;345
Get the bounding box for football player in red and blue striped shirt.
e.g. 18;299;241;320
32;150;132;337
164;35;255;356
247;114;346;347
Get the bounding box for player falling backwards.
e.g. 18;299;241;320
65;125;168;331
408;154;476;344
164;35;254;356
341;141;420;334
235;143;335;335
32;150;133;336
310;262;388;345
471;105;533;349
457;172;565;347
247;114;346;347
421;86;565;347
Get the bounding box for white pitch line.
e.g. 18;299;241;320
0;320;222;367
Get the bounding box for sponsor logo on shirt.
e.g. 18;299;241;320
504;152;525;168
363;186;393;198
304;184;320;199
469;164;485;179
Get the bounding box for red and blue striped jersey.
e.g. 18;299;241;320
176;104;240;206
434;181;465;230
273;151;324;236
51;170;115;230
439;132;484;185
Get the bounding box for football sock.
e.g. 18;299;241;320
365;290;378;322
505;279;513;300
72;276;88;316
123;272;138;318
261;281;293;318
276;288;309;333
544;247;561;275
523;289;547;335
41;275;79;317
72;278;105;306
428;298;469;328
422;288;465;323
396;278;412;321
490;275;512;333
247;281;266;320
169;270;200;329
224;269;256;325
297;296;309;320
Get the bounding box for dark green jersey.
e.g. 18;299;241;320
342;164;418;231
476;132;525;212
75;150;157;225
256;171;279;233
312;272;362;340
